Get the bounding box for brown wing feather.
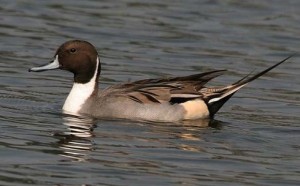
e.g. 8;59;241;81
105;70;226;104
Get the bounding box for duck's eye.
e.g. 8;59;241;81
70;48;77;53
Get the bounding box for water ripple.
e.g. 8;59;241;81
0;0;299;185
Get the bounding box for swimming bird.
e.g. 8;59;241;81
29;40;293;122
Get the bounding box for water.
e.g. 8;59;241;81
0;0;299;185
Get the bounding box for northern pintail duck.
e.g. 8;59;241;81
29;40;293;122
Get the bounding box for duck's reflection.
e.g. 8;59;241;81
181;118;222;129
54;114;96;161
173;119;225;152
53;113;225;160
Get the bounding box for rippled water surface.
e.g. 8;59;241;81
0;0;299;185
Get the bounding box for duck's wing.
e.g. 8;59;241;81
105;70;226;104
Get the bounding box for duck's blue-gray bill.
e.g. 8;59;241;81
29;56;60;72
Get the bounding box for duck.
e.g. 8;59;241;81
29;40;293;122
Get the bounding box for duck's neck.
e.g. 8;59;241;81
62;57;100;114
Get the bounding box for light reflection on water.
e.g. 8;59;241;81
54;115;96;162
0;0;299;186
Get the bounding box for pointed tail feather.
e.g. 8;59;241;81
232;54;295;86
207;54;295;117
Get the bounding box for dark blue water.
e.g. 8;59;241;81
0;0;299;185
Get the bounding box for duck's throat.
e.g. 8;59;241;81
62;57;100;114
62;81;97;114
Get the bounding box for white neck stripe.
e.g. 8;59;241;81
62;57;99;114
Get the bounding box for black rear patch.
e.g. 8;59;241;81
170;97;195;104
